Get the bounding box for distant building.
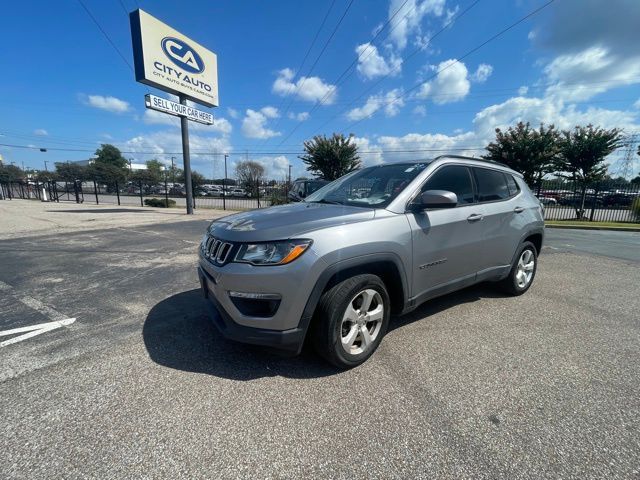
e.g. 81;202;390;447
71;158;157;171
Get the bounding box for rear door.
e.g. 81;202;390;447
472;167;523;276
407;165;485;298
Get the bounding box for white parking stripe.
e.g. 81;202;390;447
0;280;76;346
0;318;76;347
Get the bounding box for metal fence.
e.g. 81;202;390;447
533;180;640;223
0;178;291;211
3;177;639;224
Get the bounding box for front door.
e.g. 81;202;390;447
407;165;485;300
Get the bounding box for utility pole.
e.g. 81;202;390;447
288;164;292;186
171;156;176;184
128;159;133;172
44;160;49;172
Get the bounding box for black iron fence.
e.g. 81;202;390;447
533;180;640;223
0;178;292;211
3;177;639;224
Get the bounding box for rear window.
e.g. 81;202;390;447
505;175;520;196
474;168;510;202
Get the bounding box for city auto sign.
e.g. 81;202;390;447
130;9;218;107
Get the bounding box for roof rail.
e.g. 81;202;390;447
433;154;509;169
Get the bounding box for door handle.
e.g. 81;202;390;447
513;206;525;213
467;213;483;222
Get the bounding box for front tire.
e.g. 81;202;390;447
500;241;538;295
311;274;390;369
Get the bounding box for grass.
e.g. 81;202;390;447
545;220;640;229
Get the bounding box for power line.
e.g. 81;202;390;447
0;141;487;156
271;0;357;136
257;0;338;148
342;0;556;132
276;0;481;146
77;0;133;71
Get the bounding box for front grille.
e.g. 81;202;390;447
203;235;234;265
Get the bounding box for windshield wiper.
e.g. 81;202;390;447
308;199;343;205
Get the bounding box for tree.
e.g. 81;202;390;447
55;162;87;182
0;163;24;182
484;122;559;187
130;159;164;186
556;124;623;218
94;144;128;169
235;160;265;194
91;144;129;185
631;175;640;185
300;133;361;181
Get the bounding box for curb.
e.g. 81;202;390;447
545;224;640;232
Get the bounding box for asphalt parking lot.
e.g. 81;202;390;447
1;201;639;479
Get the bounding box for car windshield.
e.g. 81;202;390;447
304;162;430;208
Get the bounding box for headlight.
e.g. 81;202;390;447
234;240;312;266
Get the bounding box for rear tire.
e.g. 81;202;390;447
499;241;537;296
311;274;390;369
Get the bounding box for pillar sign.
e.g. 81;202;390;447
130;8;219;214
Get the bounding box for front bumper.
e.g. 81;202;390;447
198;266;307;353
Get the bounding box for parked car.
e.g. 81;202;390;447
602;193;636;207
536;195;557;205
206;186;226;197
288;179;329;202
198;156;544;368
229;187;249;197
558;193;602;207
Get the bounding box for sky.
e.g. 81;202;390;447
1;0;640;180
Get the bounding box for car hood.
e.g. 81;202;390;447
208;202;375;242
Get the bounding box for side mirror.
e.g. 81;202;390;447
415;190;457;209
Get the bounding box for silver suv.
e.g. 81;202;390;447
198;156;544;368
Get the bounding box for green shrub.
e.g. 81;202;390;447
144;197;176;208
632;197;640;219
268;191;288;206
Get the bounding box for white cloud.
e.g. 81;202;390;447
355;43;402;80
471;64;493;83
413;105;427;117
387;0;446;50
518;86;529;96
634;98;640;109
272;68;337;104
288;111;310;121
241;107;281;139
143;109;232;135
122;130;232;174
353;91;640;166
416;60;470;104
346;89;405;121
543;46;640;102
33;129;48;136
353;136;383;166
255;155;291;179
83;94;130;113
227;108;239;119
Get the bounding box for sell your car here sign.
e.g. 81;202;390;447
130;9;219;107
145;94;214;124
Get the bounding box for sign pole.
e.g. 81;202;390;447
180;94;194;215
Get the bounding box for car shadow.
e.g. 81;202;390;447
142;289;341;381
143;284;510;380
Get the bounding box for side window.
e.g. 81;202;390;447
474;168;510;202
506;175;520;196
421;166;474;204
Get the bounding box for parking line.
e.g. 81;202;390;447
0;318;76;347
0;280;76;346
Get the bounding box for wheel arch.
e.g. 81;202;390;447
298;253;409;344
